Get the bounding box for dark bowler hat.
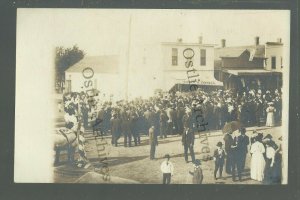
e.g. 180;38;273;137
216;142;223;147
256;133;264;141
194;159;201;166
164;154;170;159
264;134;273;140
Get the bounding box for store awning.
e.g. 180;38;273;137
224;69;282;76
180;79;223;86
167;75;223;92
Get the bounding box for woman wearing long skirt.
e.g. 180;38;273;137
266;102;276;127
250;136;266;182
264;141;276;184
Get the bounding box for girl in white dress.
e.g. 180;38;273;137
250;136;266;181
266;102;276;127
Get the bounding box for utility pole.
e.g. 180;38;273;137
125;14;132;101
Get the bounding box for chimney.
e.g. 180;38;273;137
177;38;183;43
277;38;282;43
255;36;259;45
221;39;226;48
198;36;203;44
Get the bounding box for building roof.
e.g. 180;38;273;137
215;45;265;60
66;55;119;74
266;42;283;46
161;42;215;47
223;69;282;76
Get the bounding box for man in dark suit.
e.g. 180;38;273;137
96;106;105;135
159;109;168;139
176;104;185;135
149;126;158;160
237;127;249;171
144;107;152;132
121;111;132;147
223;131;234;174
129;109;140;146
231;134;241;181
110;114;121;147
182;127;195;163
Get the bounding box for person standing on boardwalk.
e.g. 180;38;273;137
149;126;158;160
160;154;174;184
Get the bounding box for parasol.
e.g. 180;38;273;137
222;121;241;134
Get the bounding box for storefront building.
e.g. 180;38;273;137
214;37;283;92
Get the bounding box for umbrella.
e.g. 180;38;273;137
222;121;241;134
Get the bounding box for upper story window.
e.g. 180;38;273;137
172;48;178;66
200;49;206;66
271;56;276;69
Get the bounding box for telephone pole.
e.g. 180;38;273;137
125;14;132;101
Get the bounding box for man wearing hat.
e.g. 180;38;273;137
110;113;121;147
213;142;226;180
237;127;250;171
223;131;234;174
160;154;174;184
93;105;105;136
159;109;168;139
149;126;158;160
182;127;196;163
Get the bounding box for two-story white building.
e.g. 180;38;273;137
265;38;284;72
161;38;222;92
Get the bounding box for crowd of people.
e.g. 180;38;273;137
89;87;282;146
221;128;282;184
60;87;283;184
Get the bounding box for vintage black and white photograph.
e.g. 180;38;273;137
15;9;290;184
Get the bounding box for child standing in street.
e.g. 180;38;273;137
213;141;226;180
189;159;203;184
160;154;174;184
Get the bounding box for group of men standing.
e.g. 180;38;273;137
223;127;249;181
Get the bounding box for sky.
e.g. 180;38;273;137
39;9;290;54
17;9;290;98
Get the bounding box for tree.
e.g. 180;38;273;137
55;45;85;93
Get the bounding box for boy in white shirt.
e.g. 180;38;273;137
160;154;174;184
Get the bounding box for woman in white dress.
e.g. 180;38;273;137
250;136;266;181
266;102;276;127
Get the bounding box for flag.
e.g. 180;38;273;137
249;48;256;61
